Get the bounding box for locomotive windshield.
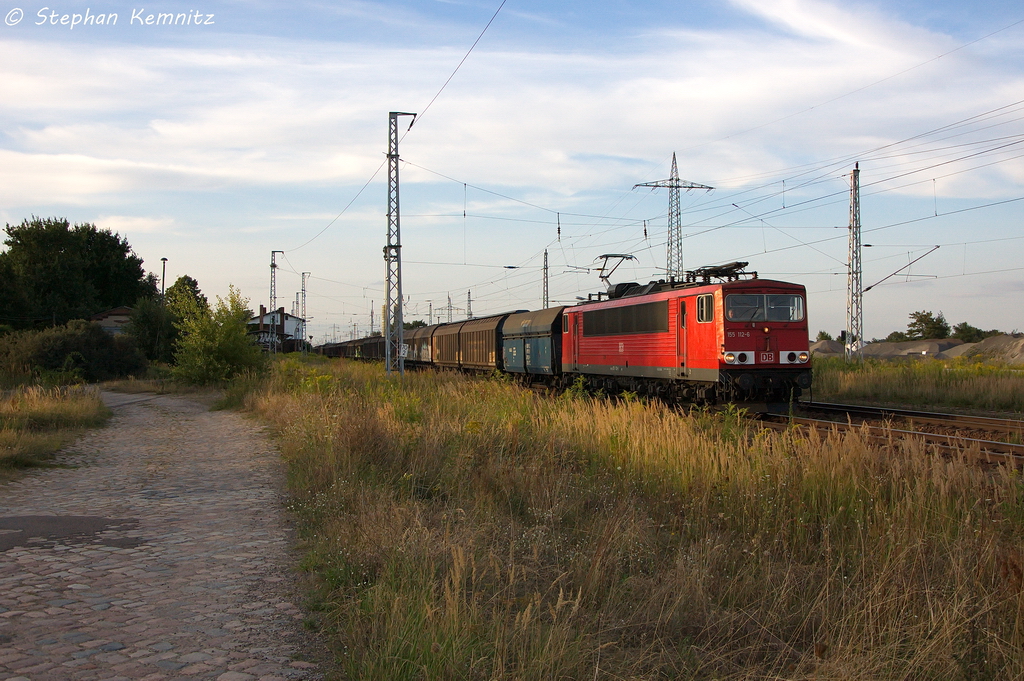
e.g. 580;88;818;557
726;294;804;322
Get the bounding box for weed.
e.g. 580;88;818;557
0;386;109;476
243;357;1024;678
813;355;1024;413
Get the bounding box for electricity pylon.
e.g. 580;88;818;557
634;152;712;280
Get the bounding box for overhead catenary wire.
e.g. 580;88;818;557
286;1;508;254
310;95;1024;328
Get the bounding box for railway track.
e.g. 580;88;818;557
759;402;1024;467
797;401;1024;437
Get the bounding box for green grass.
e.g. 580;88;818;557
241;356;1024;679
812;355;1024;413
0;386;111;475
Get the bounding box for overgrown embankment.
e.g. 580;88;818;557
250;357;1024;679
812;356;1024;413
0;386;110;475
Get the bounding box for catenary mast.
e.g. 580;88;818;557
846;163;863;362
384;112;416;376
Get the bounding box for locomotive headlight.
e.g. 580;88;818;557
724;352;736;363
798;352;809;363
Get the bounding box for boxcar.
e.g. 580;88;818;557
432;321;466;368
405;325;436;365
502;307;564;377
459;315;510;371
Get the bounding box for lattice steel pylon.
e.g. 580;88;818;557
385;112;416;376
846;163;864;362
634;152;712;280
542;249;549;308
300;272;310;351
270;251;283;313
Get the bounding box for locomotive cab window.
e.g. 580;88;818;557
563;315;568;333
726;294;804;322
696;294;714;323
679;300;686;327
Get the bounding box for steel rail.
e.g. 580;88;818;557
759;414;1024;466
792;401;1024;436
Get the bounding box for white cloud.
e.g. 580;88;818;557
95;214;176;234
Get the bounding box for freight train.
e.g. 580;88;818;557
319;263;811;405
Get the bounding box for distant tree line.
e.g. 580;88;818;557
0;217;264;386
816;310;1004;345
0;217;157;330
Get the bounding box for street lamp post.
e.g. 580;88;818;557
160;258;168;296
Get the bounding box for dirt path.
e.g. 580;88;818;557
0;392;321;681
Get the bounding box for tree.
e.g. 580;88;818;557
165;275;208;321
0;320;146;384
171;286;265;384
951;321;1003;343
124;297;177;363
404;320;427;330
906;310;950;340
815;330;833;341
0;217;157;328
124;275;209;364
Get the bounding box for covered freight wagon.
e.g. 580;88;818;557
502;306;564;376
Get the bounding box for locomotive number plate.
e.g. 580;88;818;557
759;352;775;363
727;331;751;338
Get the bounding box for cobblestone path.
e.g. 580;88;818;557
0;393;321;681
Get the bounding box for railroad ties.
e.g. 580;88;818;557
757;402;1024;467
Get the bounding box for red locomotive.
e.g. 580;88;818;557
319;262;811;406
560;263;810;403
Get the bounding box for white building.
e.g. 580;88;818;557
247;306;306;351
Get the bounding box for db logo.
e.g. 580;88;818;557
760;352;775;363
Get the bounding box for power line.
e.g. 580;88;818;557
408;0;508;131
673;16;1024;157
287;1;507;254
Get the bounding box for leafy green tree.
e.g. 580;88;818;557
952;321;984;343
884;330;909;342
404;319;427;330
165;275;208;321
124;297;177;363
906;310;950;340
0;217;157;328
951;321;1003;343
815;330;833;341
171;286;265;384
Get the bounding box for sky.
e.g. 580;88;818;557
1;0;1023;343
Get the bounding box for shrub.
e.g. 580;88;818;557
171;285;265;384
0;320;147;386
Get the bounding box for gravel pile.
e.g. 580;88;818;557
810;334;1024;365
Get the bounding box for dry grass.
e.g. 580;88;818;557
812;356;1024;413
0;386;110;475
249;357;1024;680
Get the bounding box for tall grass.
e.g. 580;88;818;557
813;356;1024;413
0;386;110;473
251;358;1024;679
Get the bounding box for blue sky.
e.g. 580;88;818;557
2;0;1023;342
